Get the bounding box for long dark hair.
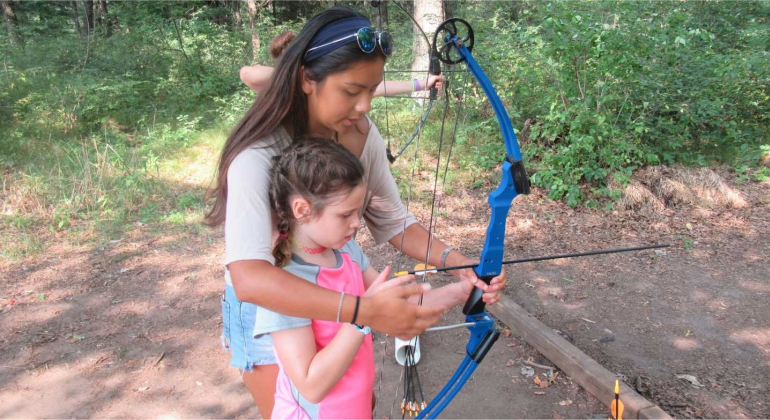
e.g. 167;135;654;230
205;6;386;227
269;138;365;267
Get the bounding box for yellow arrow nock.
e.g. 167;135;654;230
394;263;437;277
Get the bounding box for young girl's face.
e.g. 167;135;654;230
303;57;385;135
301;183;366;250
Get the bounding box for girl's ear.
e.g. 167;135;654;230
300;66;315;95
290;196;312;223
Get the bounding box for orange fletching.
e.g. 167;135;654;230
609;380;625;420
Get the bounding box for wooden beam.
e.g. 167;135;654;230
489;296;672;419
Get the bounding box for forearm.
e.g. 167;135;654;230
229;260;359;323
375;79;429;97
388;223;464;269
410;281;467;309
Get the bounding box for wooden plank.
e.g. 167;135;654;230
489;296;672;420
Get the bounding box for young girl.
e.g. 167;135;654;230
256;139;473;419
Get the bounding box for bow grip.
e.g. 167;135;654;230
462;275;493;315
428;53;441;101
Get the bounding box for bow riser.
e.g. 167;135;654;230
452;43;530;316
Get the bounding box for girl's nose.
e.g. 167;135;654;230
355;94;372;114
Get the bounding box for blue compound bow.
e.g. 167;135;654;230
414;17;531;419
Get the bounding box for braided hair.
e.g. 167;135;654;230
269;138;365;267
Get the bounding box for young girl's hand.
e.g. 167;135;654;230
364;266;417;298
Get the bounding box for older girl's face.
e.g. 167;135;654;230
302;57;385;136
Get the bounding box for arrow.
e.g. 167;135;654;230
395;244;669;277
609;379;625;420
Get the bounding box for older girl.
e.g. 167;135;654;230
206;7;506;417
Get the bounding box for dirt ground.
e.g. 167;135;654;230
1;167;767;419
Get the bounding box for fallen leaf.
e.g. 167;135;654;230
686;222;693;231
558;399;573;407
68;334;86;343
549;371;560;384
502;328;513;337
506;342;517;347
685;329;692;337
506;359;515;367
534;375;550;388
676;374;704;388
137;386;149;392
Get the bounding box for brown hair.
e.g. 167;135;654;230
205;6;385;227
270;31;295;60
269;138;365;267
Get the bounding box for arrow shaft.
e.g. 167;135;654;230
405;244;670;276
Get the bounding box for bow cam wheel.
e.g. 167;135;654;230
432;18;474;64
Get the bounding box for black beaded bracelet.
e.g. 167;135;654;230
350;295;360;325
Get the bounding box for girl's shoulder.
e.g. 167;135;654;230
228;126;291;182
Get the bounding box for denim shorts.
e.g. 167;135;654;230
221;284;277;370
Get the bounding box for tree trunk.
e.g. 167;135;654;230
373;1;388;30
245;0;260;62
1;0;20;47
444;0;456;19
84;0;95;34
411;0;444;85
232;0;242;28
94;0;104;26
71;1;82;38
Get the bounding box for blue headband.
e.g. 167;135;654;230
304;17;372;63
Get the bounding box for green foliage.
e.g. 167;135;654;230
449;0;770;206
2;1;769;262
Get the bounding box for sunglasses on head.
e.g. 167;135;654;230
355;27;394;57
304;27;394;60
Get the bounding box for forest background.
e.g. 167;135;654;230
1;0;768;261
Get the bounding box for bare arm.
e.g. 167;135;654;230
373;74;444;97
239;65;274;93
270;267;402;403
362;265;468;309
271;324;364;404
387;223;507;305
228;260;443;339
238;65;443;97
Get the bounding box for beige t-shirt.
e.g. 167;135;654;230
224;121;417;285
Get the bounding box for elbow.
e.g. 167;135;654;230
239;66;251;85
297;387;328;405
239;66;262;93
228;260;266;303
